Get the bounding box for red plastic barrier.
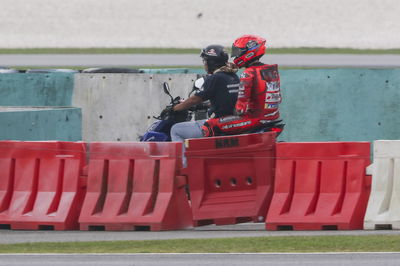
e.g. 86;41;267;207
78;142;193;231
0;141;87;230
184;132;276;226
265;142;371;230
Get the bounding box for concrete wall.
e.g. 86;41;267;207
0;73;74;106
0;0;399;49
72;73;198;141
0;107;81;141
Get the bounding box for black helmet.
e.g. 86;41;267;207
200;45;229;74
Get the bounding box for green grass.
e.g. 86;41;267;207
1;47;400;54
1;235;400;253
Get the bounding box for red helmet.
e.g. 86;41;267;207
231;35;266;68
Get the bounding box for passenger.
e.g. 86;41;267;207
170;44;240;166
202;35;282;136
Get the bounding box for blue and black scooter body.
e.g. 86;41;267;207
140;119;176;142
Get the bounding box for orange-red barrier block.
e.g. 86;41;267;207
0;141;87;230
184;132;276;226
78;142;193;231
265;142;371;230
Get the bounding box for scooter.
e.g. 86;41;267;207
139;81;207;141
140;79;285;142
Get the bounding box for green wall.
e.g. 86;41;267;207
279;68;400;142
0;107;81;141
0;73;74;106
0;72;80;141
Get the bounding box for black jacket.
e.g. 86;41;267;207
195;65;240;118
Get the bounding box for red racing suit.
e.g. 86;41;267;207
202;63;282;136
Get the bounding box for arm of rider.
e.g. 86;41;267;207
172;95;203;112
235;70;254;115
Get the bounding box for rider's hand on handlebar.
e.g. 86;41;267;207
171;99;185;112
172;97;182;106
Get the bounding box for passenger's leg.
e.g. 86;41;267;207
170;120;206;167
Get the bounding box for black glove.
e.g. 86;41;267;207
172;96;181;106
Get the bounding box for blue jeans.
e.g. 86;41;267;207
170;119;206;167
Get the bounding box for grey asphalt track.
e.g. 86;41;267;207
1;54;400;67
1;252;400;266
1;223;400;244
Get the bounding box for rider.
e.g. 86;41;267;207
201;34;282;136
170;44;240;144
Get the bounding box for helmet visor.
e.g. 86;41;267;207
231;46;247;58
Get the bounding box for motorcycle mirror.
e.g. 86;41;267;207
163;82;171;95
163;82;174;101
